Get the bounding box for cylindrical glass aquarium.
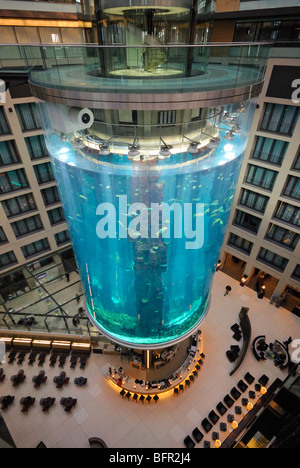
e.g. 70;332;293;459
26;36;270;348
37;98;255;347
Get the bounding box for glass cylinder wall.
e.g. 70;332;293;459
38;100;255;348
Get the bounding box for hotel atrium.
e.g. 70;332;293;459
0;0;299;450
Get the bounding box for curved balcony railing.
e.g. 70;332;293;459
0;43;271;97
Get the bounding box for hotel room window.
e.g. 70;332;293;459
251;136;288;166
2;193;36;218
246;164;278;191
260;104;300;136
15;102;42;132
0;169;28;194
21;238;50;259
0;251;18;269
258;248;288;272
25;135;48;160
0;107;11;136
0;140;20;167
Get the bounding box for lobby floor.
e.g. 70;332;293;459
0;271;299;449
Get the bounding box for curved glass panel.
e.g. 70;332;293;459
38;99;256;347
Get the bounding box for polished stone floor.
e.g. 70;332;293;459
0;271;299;448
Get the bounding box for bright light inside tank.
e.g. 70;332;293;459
224;144;234;152
225;152;236;160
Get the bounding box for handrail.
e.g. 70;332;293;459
0;42;274;48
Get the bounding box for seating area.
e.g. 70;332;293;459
0;344;89;416
183;371;269;448
252;336;290;369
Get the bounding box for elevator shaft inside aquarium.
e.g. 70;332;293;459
39;101;255;348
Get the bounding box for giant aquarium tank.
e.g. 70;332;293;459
28;0;270;349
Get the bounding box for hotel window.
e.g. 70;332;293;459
0;169;28;194
47;207;65;225
25;135;48;160
260;104;299;136
0;226;8;245
55;230;70;246
0;107;10;136
252;136;288;166
228;233;253;254
283;176;300;201
0;140;20;167
0;251;17;269
234;209;262;234
292;264;300;281
239;188;269;214
2;193;36;218
274;201;300;228
41;186;60;206
246;164;278;191
21;238;50;259
293;149;300;172
258;248;288;272
266;224;299;251
15;102;42;132
34;162;54;184
11;214;43;238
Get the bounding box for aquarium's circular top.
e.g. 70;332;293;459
29;62;264;110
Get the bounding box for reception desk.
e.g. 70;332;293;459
106;331;204;397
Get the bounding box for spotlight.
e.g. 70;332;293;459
74;138;85;149
224;130;235;140
128;145;140;159
188;142;200;154
98;143;110;156
60;133;69;142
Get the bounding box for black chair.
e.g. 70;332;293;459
139;395;145;403
153;395;159;403
227;414;234;423
233;332;242;342
231;323;240;332
74;377;87;386
235;406;242;415
258;374;269;387
201;418;213;433
20;396;35;412
249;390;256;399
125;392;131;400
220;422;227;432
216;402;227;416
212;431;219;441
120;389;126;397
133;394;138;402
192;427;204;443
230;387;241;400
203;441;211;448
208;410;219;425
146;395;152;403
174;387;179;396
0;395;14;410
244;372;255;384
224;394;235;408
237;380;248;392
242;398;248;406
184;435;195;449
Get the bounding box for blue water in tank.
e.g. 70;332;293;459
40;101;255;347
